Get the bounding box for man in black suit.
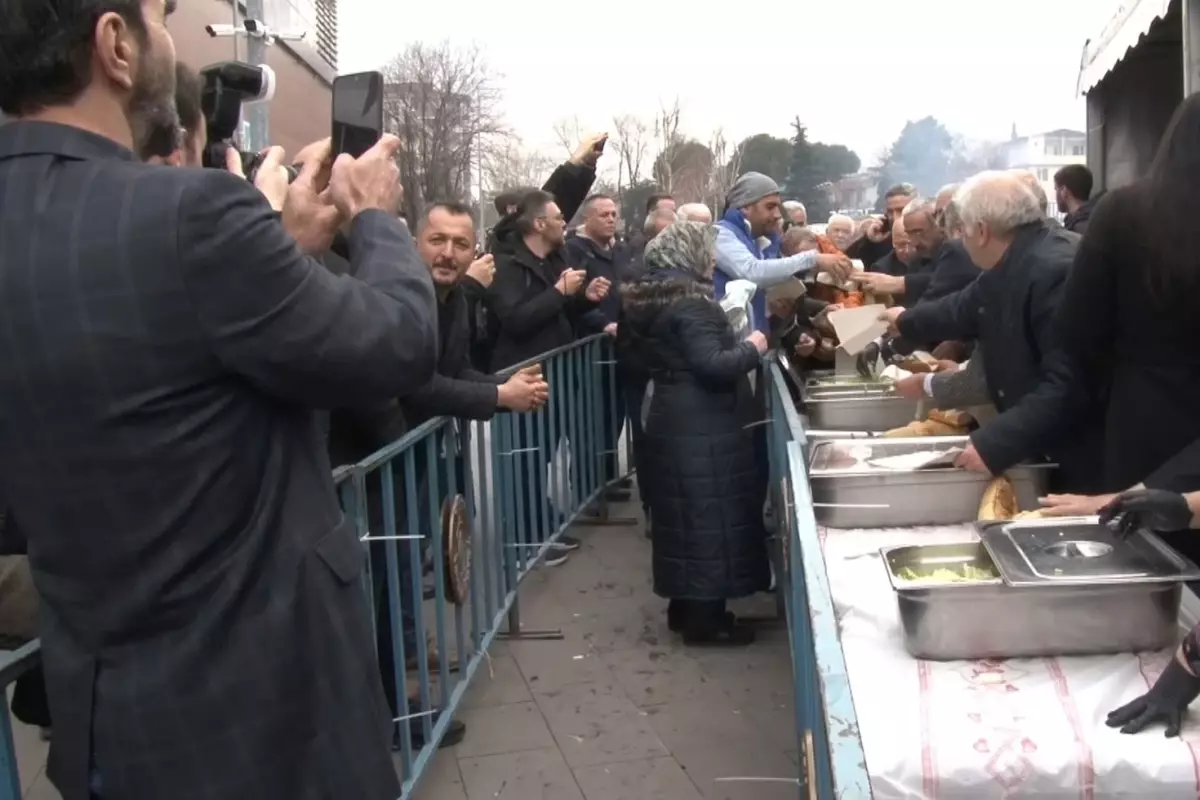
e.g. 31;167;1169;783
0;1;438;798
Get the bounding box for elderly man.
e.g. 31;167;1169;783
825;214;856;251
868;214;912;278
858;195;978;306
714;172;851;334
782;200;807;228
881;172;1099;490
676;202;713;224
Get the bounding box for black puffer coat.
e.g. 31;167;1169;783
622;273;770;600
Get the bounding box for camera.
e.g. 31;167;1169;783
199;61;296;183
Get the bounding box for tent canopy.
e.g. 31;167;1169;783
1078;0;1176;95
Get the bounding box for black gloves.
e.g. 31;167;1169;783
1107;655;1200;737
1099;489;1193;537
856;341;881;378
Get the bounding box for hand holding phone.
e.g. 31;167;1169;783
332;71;385;159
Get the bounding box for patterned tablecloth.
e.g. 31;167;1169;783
822;523;1200;799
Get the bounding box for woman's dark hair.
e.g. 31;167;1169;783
1143;93;1200;304
0;0;149;115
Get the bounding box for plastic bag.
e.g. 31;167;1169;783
546;437;573;516
719;279;758;338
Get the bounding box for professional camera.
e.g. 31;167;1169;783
199;60;296;182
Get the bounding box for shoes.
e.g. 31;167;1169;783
393;717;466;751
540;545;570;568
683;614;755;647
556;535;581;551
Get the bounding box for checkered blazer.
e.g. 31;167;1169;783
0;121;437;800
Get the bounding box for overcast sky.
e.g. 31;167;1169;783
340;0;1116;169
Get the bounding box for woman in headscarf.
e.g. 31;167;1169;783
620;221;770;646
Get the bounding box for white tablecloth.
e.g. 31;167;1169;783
821;524;1200;799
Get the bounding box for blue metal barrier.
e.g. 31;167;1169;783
0;334;627;799
764;358;872;799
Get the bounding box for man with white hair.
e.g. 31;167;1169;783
676;203;713;224
825;214;856;251
881;171;1100;490
858;195;979;306
782;200;807;228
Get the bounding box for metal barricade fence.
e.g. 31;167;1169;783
764;358;872;799
0;334;628;800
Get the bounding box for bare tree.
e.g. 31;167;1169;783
551;116;583;159
484;141;554;193
706;127;741;212
652;98;684;192
611;113;650;193
381;41;507;220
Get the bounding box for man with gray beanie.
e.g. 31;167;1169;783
715;172;852;334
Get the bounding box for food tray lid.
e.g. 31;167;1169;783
977;515;1200;587
809;437;970;474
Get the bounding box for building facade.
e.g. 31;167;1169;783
1002;128;1086;216
173;0;337;157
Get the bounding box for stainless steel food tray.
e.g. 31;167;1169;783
883;540;1188;660
809;437;1051;528
803;385;922;432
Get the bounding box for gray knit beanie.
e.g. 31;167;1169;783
726;171;781;209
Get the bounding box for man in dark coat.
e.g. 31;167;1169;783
332;202;551;751
1054;164;1097;234
566;194;634;486
0;5;439;797
473;135;604;371
882;172;1102;491
845;183;917;268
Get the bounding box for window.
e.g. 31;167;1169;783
1036;168;1049;181
1071;144;1084;156
1046;141;1062;156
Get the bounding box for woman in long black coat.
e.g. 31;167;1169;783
620;221;770;646
1046;93;1200;562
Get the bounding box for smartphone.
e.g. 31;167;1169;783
332;71;384;158
593;135;607;155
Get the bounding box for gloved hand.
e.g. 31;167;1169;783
1106;654;1200;737
856;341;881;378
1099;489;1193;538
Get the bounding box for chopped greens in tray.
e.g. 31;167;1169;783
896;563;999;583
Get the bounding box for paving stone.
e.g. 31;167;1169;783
460;654;532;709
573;756;702;800
453;701;556;758
410;746;467;800
600;646;712;708
534;681;668;768
457;746;584;800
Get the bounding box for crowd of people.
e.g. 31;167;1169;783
7;1;1200;798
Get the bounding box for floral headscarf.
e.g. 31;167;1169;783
642;220;717;280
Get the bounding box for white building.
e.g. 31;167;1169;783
1002;128;1087;216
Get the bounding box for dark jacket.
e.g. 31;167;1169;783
622;274;769;600
873;249;909;278
845;234;893;269
0;122;436;800
907;239;981;304
1063;196;1099;234
565;235;634;334
1056;186;1200;493
404;285;506;427
897;223;1100;489
474;161;597;369
488;238;598;370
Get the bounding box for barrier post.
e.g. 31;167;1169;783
576;337;637;528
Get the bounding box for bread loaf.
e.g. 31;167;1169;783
882;409;973;438
978;477;1020;521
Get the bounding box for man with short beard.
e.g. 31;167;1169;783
0;0;438;798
